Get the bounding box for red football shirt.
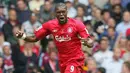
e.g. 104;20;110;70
35;18;90;67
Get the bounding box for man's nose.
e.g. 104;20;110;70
60;13;63;15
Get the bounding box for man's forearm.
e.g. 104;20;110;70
85;41;93;48
16;31;39;42
24;36;39;42
82;38;93;48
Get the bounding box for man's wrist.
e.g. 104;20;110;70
21;33;27;39
87;38;93;44
87;38;93;48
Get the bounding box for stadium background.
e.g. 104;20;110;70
0;0;130;73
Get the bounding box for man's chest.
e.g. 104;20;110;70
106;61;122;72
50;24;78;42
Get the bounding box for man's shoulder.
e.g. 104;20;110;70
103;58;112;64
108;51;113;55
44;18;58;25
35;21;42;25
68;18;84;27
23;20;30;24
119;59;124;63
93;51;102;56
94;50;113;56
69;18;82;23
22;21;31;26
116;22;124;27
123;52;130;57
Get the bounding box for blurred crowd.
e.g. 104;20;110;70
0;0;130;73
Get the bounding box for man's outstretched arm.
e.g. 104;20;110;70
15;31;39;42
24;36;39;42
15;23;51;42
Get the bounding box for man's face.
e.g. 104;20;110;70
65;2;72;9
44;1;52;11
127;40;130;51
48;41;55;49
123;11;130;22
122;64;130;73
113;0;121;5
50;52;57;61
0;58;3;67
0;8;4;15
30;16;37;23
88;0;94;5
103;12;110;22
17;1;26;10
87;59;97;71
24;42;33;50
3;46;11;55
100;40;109;51
9;10;17;21
77;7;84;17
113;49;121;60
114;6;121;14
108;28;115;37
108;18;115;27
94;9;101;19
56;7;67;24
119;38;127;47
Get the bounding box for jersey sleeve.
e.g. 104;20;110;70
34;23;51;40
76;20;90;39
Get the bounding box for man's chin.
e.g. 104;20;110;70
59;20;66;24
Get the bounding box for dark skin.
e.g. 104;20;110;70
15;4;93;47
55;5;68;24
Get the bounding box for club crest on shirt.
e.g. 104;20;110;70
52;29;58;33
67;27;72;33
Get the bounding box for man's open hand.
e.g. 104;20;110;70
15;30;24;38
81;38;94;48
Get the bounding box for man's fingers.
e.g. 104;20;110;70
87;38;93;44
15;30;23;38
15;32;18;36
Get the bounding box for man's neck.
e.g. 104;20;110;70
10;20;15;22
59;18;68;25
127;50;130;52
103;20;108;24
30;21;36;24
89;3;94;6
36;0;40;2
0;14;3;16
110;35;115;39
101;49;107;52
50;59;55;62
20;7;27;11
124;21;129;24
113;56;119;61
10;20;16;26
4;54;11;58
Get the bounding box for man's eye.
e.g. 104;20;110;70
57;12;60;13
62;11;65;13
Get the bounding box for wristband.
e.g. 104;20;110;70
21;33;26;39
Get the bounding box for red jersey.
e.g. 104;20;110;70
35;18;90;67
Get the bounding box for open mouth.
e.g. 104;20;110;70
60;17;65;20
